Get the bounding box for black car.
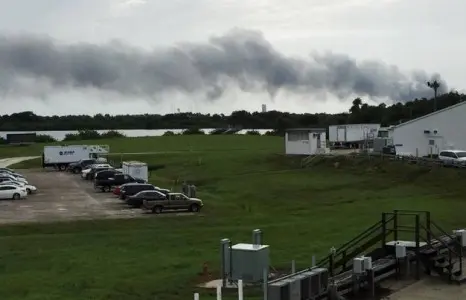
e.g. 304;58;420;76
95;174;145;192
85;167;113;180
94;169;121;181
68;159;96;174
119;183;157;200
126;190;167;208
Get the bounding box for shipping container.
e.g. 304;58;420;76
328;124;380;143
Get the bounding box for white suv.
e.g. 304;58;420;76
438;150;466;167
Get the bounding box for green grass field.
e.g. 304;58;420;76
1;135;466;300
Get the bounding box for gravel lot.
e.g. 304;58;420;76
0;169;151;224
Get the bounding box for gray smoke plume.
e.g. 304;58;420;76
0;29;447;102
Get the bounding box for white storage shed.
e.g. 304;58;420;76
285;128;327;155
122;161;148;182
391;101;466;157
328;124;380;143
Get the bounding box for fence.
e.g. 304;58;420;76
356;152;466;169
302;151;466;169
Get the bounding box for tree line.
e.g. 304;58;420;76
0;128;275;144
0;92;464;132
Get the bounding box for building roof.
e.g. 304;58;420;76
285;128;326;132
393;100;466;129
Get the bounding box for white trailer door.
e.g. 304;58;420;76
337;127;346;142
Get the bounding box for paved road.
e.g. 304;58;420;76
0;156;40;168
0;151;202;168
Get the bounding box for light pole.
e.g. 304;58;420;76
427;80;440;112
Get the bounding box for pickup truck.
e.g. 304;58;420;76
141;192;203;214
94;174;146;192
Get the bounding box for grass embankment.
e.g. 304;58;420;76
1;135;466;300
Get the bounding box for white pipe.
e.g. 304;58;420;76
238;280;243;300
194;293;200;300
217;285;222;300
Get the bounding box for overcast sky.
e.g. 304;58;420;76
0;0;464;116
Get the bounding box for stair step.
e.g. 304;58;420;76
452;274;466;283
436;261;451;268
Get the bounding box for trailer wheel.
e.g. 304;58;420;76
59;165;66;171
104;186;111;192
73;168;80;174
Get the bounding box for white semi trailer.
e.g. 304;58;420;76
42;145;110;171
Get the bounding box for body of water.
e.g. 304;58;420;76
0;129;273;141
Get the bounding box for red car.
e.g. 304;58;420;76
113;186;121;196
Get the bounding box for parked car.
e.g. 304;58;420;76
0;172;28;184
126;190;167;208
0;169;26;179
119;183;165;200
94;169;122;182
113;185;121;196
438;150;466;167
141;192;203;214
68;159;98;174
0;167;15;173
0;175;28;185
81;164;113;180
0;184;28;200
80;163;102;178
0;180;37;194
95;173;145;192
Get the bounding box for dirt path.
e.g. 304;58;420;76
0;156;39;168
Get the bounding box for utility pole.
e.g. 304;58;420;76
427;80;440;112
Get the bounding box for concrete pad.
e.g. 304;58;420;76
387;277;466;300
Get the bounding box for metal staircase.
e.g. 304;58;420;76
267;210;466;300
315;210;465;283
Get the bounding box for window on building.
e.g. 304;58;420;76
377;131;389;138
288;131;309;141
428;139;435;145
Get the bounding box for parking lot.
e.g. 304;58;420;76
0;169;154;224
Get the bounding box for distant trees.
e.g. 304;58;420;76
63;130;125;141
0;92;464;131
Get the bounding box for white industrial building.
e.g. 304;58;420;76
391;101;466;157
284;128;327;155
328;124;380;145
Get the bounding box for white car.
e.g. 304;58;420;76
0;181;37;194
0;174;28;185
0;184;27;200
439;150;466;166
0;172;28;184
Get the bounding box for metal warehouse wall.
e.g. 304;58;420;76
392;102;466;156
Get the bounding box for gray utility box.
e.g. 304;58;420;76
229;243;269;282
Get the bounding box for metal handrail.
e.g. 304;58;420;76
317;216;394;267
431;220;458;241
420;224;458;256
